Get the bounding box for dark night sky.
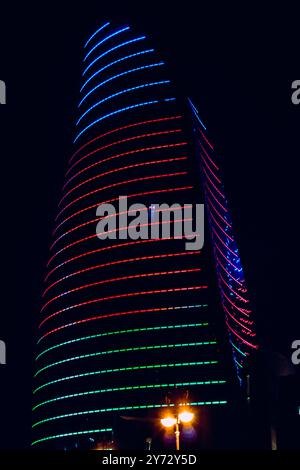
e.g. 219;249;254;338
0;1;299;449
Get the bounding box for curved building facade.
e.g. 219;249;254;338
189;101;258;382
32;21;256;449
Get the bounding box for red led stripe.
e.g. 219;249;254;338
197;140;218;169
204;183;228;213
199;152;222;184
211;227;238;258
66;129;182;178
46;228;195;282
50;199;191;251
60;154;187;206
226;320;257;349
48;216;192;268
43;251;198;297
41;268;201;312
219;272;248;303
39;285;208;329
222;290;251;317
95;218;193;239
55;171;188;221
206;195;232;228
215;254;244;288
38;298;203;343
215;244;240;271
223;304;252;332
52;185;193;237
46;237;171;280
201;166;225;200
69;115;183;164
198;127;214;150
206;205;234;242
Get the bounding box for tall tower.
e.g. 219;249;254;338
32;21;257;449
189;100;258;382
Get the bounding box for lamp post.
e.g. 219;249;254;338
161;408;194;450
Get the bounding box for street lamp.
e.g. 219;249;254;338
161;407;194;450
161;416;177;428
178;410;194;424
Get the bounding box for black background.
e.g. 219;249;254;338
0;1;299;449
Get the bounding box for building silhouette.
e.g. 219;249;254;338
32;21;257;449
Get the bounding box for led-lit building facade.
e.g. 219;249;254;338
32;21;257;449
189;101;258;382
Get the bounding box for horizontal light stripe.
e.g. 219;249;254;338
60;151;186;206
55;170;184;223
43;251;196;297
79;62;164;106
33;380;226;410
37;303;207;344
77;80;170;125
41;268;201;313
33;358;214;394
83;36;146;76
69;115;182;164
39;285;207;329
81;49;155;92
84;26;130;62
34;341;215;377
36;321;208;360
32;427;112;446
68;128;181;180
84;22;110;48
75;100;163;143
32;401;228;428
52;186;192;250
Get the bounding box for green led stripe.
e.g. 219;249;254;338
31;427;112;446
38;304;208;344
232;341;247;357
34;341;217;377
36;322;209;361
32;401;228;429
33;360;218;394
33;379;226;410
37;303;209;346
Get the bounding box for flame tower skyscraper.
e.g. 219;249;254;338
32;21;257;449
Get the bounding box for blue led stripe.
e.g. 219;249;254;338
79;62;165;107
81;49;155;92
77;80;170;125
84;26;130;62
74;98;176;143
74;100;158;143
84;22;110;48
83;36;146;76
188;97;207;130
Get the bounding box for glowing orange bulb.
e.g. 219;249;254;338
161;416;176;428
178;410;194;424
